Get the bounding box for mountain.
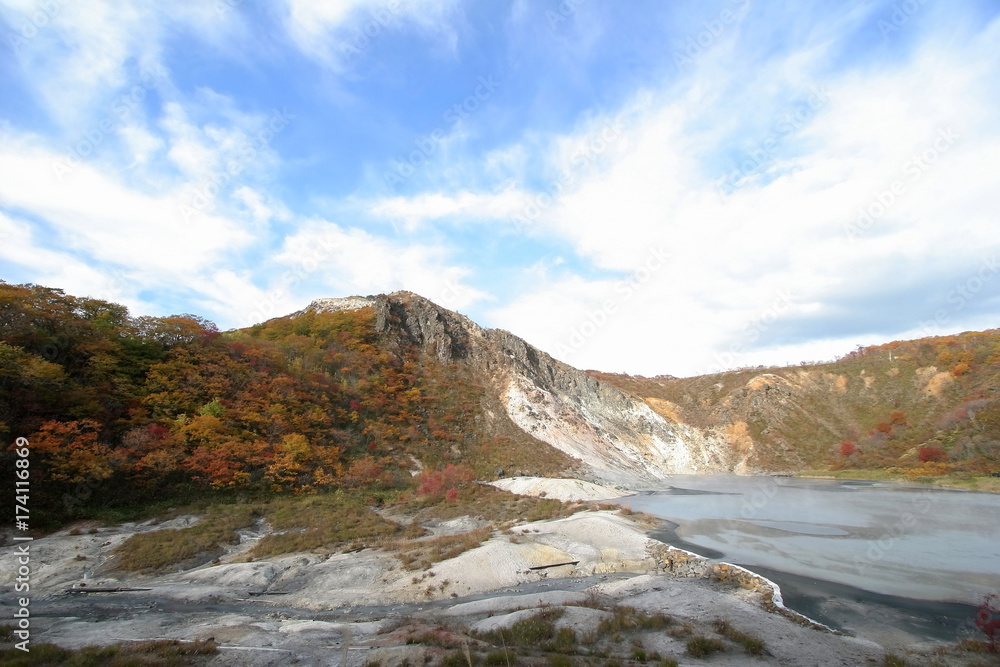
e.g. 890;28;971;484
591;332;1000;478
302;292;735;484
3;281;998;528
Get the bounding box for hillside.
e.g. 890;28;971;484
591;331;1000;481
4;282;998;530
0;283;729;527
0;283;570;526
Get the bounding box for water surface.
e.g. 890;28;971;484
618;475;1000;642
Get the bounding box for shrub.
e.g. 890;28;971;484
712;618;766;655
416;464;476;497
918;446;948;463
686;636;725;658
840;441;857;457
952;362;970;377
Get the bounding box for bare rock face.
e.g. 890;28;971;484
295;296;376;316
299;291;730;482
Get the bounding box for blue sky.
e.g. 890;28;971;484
1;0;998;377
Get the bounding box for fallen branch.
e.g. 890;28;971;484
66;587;153;594
528;560;579;571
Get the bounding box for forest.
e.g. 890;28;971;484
0;282;498;528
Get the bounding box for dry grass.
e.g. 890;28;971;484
112;505;257;572
0;637;217;666
399;483;579;526
686;635;726;658
114;492;409;570
392;526;493;571
251;493;402;558
713;618;767;655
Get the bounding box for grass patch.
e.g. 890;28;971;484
955;639;992;653
393;526;493;571
883;654;907;667
478;607;567;648
597;606;673;634
251;493;401;558
399;484;578;526
114;491;408;571
686;635;726;658
0;638;217;666
112;504;257;572
712;618;767;655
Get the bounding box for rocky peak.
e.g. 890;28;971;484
298;292;733;482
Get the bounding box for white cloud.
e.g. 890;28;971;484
482;14;1000;376
273;219;487;316
0;133;254;303
368;188;530;229
281;0;462;68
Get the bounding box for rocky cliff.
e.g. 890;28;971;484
303;292;737;483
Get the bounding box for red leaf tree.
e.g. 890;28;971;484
918;446;948;463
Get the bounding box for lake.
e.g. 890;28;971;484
618;475;1000;645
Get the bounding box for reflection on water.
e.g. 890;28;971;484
620;476;1000;604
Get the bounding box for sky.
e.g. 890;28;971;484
0;0;998;378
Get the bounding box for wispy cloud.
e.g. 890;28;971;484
0;0;997;375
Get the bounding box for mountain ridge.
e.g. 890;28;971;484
302;291;739;483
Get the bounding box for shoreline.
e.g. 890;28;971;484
793;470;1000;494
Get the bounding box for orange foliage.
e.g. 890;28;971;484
416;464;476;497
27;420;115;483
918;446;948;463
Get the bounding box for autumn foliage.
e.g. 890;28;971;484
416;464;477;500
918;446;948;463
839;441;856;457
0;282;490;523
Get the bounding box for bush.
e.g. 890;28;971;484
416;464;476;497
918;446;948;463
686;636;725;658
840;441;857;457
712;619;766;655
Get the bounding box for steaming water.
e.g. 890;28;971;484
619;476;1000;642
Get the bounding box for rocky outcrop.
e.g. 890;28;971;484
301;292;731;482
